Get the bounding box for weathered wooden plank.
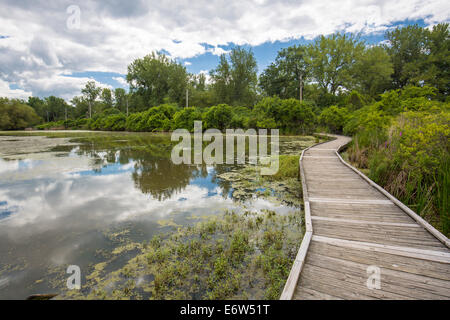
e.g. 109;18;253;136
311;216;420;228
283;134;450;300
293;286;344;300
335;148;450;248
310;211;418;223
312;235;450;262
309;240;450;281
313;223;447;251
309;197;393;205
299;263;412;299
302;156;339;159
304;253;450;299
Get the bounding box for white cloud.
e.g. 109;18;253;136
184;61;192;66
112;76;128;87
199;70;212;85
0;0;449;100
26;74;111;101
0;79;32;99
207;46;231;56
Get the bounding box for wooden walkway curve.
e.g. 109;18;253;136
281;135;450;300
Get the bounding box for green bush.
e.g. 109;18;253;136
0;98;41;130
253;97;316;134
172;107;203;131
203;104;233;130
347;90;450;235
318;105;350;133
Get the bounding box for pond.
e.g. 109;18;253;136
0;131;318;299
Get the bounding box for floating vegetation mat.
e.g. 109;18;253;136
217;155;303;206
52;209;303;300
1;133;317;300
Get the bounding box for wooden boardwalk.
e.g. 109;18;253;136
281;135;450;300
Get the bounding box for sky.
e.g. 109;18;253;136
0;0;449;101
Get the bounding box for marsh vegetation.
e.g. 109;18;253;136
0;132;317;299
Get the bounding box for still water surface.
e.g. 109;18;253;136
0;132;312;299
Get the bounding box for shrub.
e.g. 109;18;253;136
253;97;316;134
347;98;450;235
0;98;41;130
172;107;203;131
203;104;233;130
319;105;350;133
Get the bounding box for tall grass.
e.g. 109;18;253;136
435;157;449;235
348;111;450;236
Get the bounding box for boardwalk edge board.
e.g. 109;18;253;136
335;141;450;249
280;134;450;300
280;137;334;300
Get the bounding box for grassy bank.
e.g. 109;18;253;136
343;88;449;236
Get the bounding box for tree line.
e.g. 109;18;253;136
0;23;448;131
0;23;448;235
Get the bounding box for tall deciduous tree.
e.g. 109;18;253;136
229;47;258;105
27;96;46;119
210;47;257;106
81;81;101;118
101;88;113;109
114;88;127;113
44;96;69;121
259;45;309;100
422;23;450;99
210;54;232;105
306;33;365;95
350;46;393;98
384;24;428;89
126;52;188;107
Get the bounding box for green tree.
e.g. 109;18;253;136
253;97;316;133
259;45;309;100
71;96;89;119
81;81;101;118
114;88;128;113
203;104;233;130
210;55;232;105
187;73;214;108
306;33;365;95
27;97;46;120
229;47;258;106
173;107;203;131
0;98;41;129
44;96;69;121
384;24;428;88
101;88;113;109
126;52;188;107
319;105;350;133
351;46;393;98
422;23;450;99
210;47;258;106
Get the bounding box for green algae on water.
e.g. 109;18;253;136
54;209;303;300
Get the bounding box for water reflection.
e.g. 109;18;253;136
0;133;301;299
